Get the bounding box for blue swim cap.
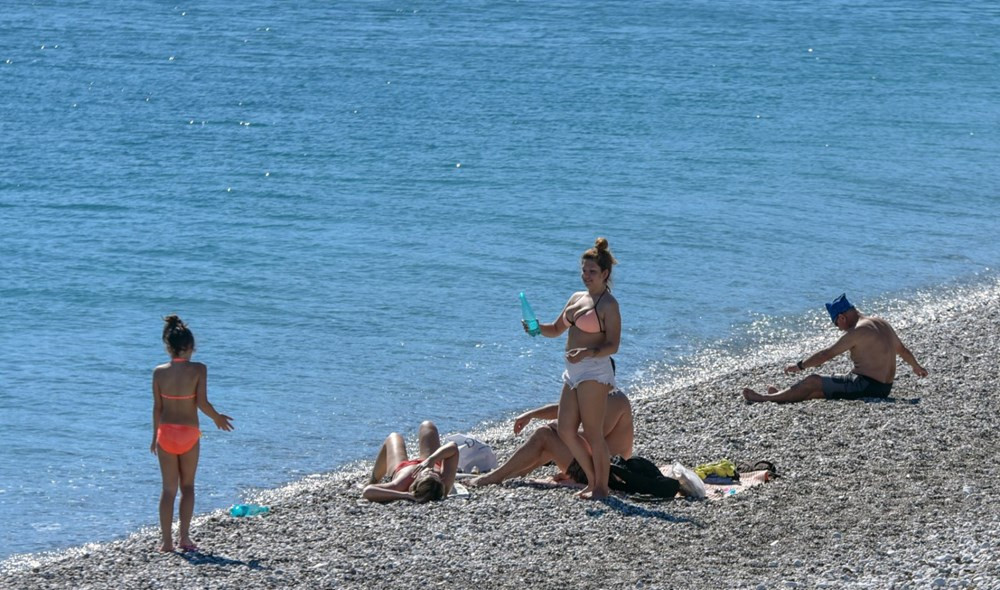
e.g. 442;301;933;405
825;293;854;324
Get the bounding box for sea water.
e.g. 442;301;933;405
1;0;998;559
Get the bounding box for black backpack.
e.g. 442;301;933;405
568;455;680;499
609;455;680;498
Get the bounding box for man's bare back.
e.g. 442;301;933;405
848;316;901;383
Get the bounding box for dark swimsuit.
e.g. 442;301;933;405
821;373;893;400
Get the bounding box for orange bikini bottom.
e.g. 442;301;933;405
157;424;202;455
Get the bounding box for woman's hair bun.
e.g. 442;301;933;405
594;237;609;251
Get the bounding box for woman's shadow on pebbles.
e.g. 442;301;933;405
511;481;701;526
591;496;702;526
177;550;270;570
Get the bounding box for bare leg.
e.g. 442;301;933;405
542;424;578;474
156;448;180;552
371;432;408;483
743;375;825;403
469;425;570;487
557;383;595;496
472;390;634;488
417;420;441;459
177;442;200;550
576;381;611;499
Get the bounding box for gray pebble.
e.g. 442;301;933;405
3;284;1000;589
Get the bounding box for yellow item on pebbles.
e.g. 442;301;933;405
694;459;737;480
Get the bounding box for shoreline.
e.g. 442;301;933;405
4;280;1000;588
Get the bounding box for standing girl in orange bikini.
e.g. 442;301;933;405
151;315;233;553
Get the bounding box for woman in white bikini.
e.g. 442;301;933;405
529;237;621;499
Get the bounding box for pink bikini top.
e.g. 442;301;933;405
565;291;606;334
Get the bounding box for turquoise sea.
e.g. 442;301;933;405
1;1;998;559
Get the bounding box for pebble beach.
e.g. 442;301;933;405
3;282;999;590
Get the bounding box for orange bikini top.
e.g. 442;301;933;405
161;358;196;399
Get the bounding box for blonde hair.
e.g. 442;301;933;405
410;471;446;503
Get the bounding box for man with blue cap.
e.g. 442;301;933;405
743;293;928;403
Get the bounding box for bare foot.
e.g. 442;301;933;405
579;486;610;500
158;543;174;553
551;471;573;483
575;486;595;498
742;387;765;402
588;487;610;500
179;537;196;552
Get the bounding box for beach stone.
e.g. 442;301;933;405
4;284;1000;589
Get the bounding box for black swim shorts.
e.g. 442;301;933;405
821;373;893;400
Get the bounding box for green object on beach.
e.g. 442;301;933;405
229;503;270;517
520;292;540;336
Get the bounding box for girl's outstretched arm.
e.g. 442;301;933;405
194;363;234;431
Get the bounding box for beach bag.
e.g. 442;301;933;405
667;462;708;499
608;456;681;499
442;434;498;473
568;456;681;499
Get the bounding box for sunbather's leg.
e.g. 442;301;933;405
743;375;825;403
370;432;408;484
417;420;441;459
469;424;572;486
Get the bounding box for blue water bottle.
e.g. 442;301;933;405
519;291;541;337
229;503;270;517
